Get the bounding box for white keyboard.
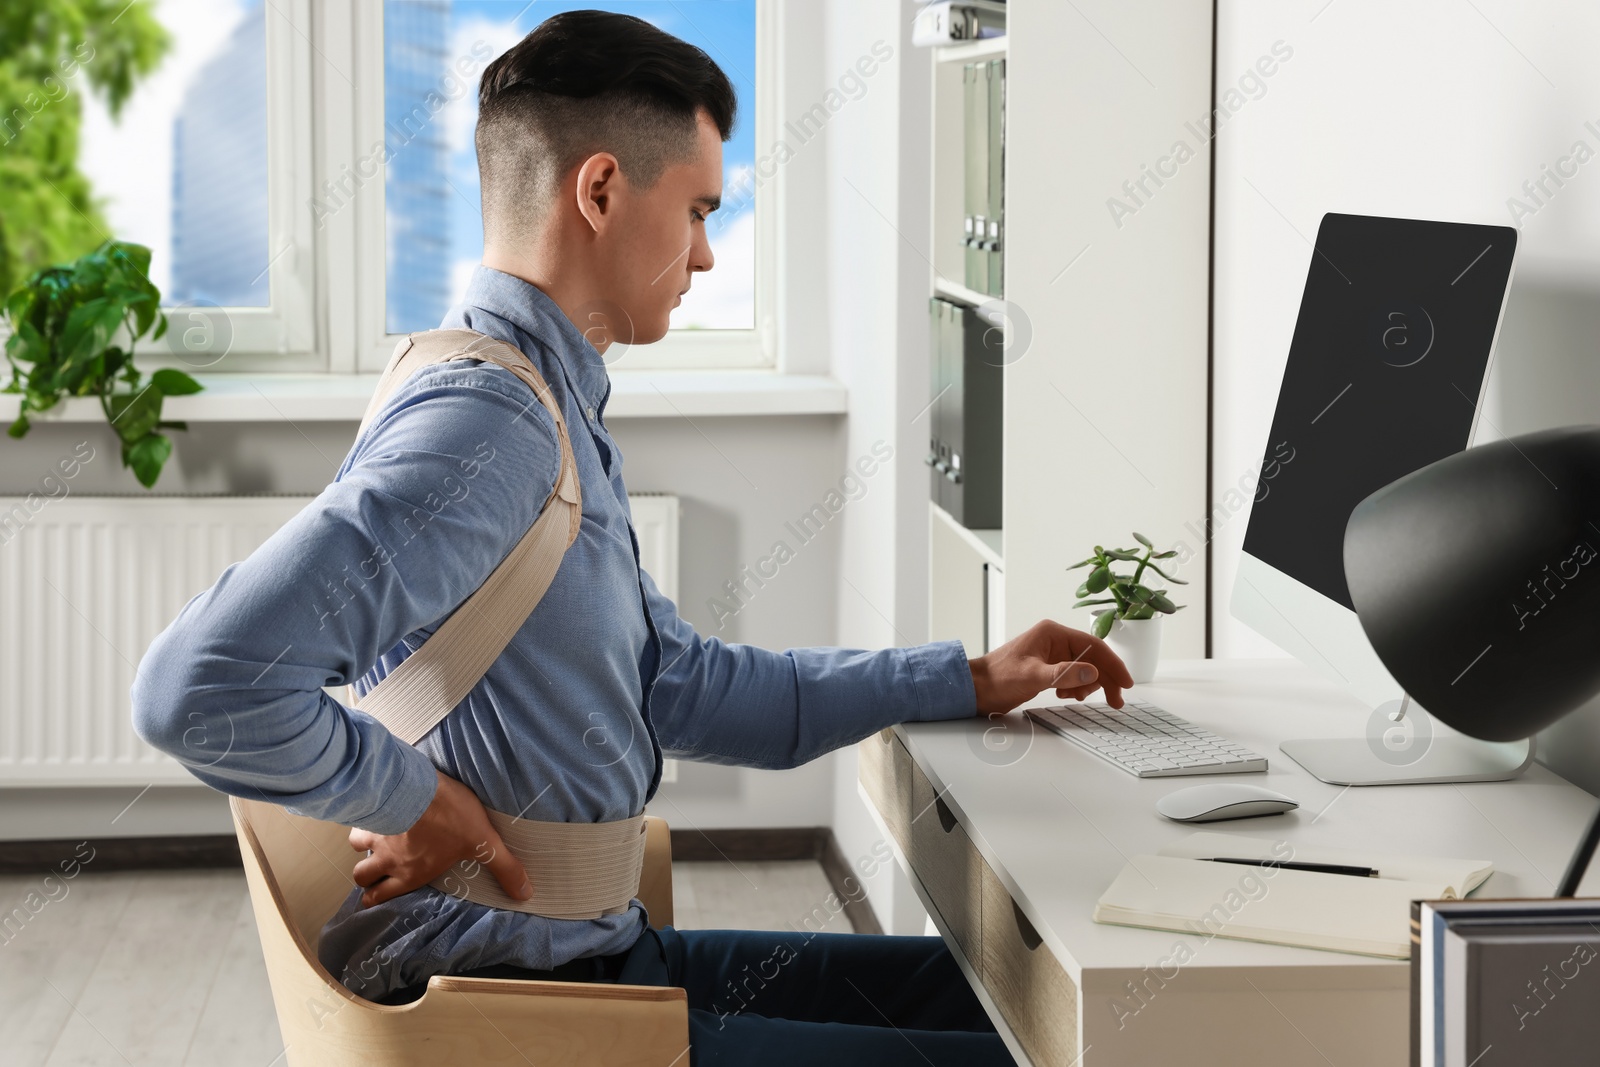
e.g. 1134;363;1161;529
1025;700;1268;777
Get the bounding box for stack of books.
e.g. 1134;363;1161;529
1414;898;1600;1067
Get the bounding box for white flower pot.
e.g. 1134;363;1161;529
1105;615;1163;685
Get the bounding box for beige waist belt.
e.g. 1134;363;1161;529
429;810;647;919
346;329;644;921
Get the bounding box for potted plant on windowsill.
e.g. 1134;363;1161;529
1069;533;1187;684
3;240;200;487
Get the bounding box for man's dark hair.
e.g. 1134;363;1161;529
476;10;737;242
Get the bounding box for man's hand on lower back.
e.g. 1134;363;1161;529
348;769;533;908
967;619;1136;715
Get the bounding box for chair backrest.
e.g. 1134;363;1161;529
231;795;674;972
230;796;685;1066
235;797;365;947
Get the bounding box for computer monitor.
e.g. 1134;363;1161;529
1230;213;1532;785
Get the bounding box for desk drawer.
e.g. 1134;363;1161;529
909;767;982;963
980;861;1079;1067
858;728;914;853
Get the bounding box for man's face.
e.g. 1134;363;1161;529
600;110;722;344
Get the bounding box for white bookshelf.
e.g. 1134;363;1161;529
922;1;1212;659
932;275;993;313
934;36;1007;65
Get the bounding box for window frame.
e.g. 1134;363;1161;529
344;0;780;374
126;0;319;374
83;0;793;380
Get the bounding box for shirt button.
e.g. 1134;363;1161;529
585;405;596;421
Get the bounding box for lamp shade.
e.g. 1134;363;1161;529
1343;426;1600;742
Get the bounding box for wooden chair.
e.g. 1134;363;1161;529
230;796;689;1066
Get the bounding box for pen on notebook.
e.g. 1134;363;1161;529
1200;857;1379;878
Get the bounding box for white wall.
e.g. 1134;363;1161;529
1212;0;1600;790
823;0;939;935
1004;0;1212;656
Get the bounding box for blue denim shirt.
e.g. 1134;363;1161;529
131;265;977;1001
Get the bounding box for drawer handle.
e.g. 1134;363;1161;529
1011;898;1044;952
876;728;893;745
934;796;960;834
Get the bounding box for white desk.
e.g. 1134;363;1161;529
857;658;1600;1067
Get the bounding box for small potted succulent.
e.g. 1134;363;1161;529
1069;533;1187;684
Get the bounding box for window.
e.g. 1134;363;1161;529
368;0;770;368
81;0;268;306
13;0;777;374
382;0;453;334
75;0;315;367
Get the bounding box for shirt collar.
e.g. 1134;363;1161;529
456;264;612;414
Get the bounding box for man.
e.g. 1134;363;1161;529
132;11;1132;1064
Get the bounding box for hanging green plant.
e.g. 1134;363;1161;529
3;240;201;487
1068;532;1189;639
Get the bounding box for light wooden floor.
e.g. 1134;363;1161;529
0;859;856;1067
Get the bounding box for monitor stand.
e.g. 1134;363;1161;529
1278;697;1535;786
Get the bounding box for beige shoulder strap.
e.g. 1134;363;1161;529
347;329;582;745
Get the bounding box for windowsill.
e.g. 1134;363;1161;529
0;369;849;424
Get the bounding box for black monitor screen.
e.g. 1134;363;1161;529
1241;213;1517;610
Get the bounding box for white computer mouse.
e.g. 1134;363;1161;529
1155;783;1299;823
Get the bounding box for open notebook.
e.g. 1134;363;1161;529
1093;832;1494;959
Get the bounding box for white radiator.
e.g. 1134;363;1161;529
0;492;681;786
629;493;680;608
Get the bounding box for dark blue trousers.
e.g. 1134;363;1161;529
388;926;1018;1065
629;926;1017;1065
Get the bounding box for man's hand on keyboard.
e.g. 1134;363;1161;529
347;768;534;908
968;620;1135;715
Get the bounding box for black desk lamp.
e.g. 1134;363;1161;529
1344;425;1600;897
